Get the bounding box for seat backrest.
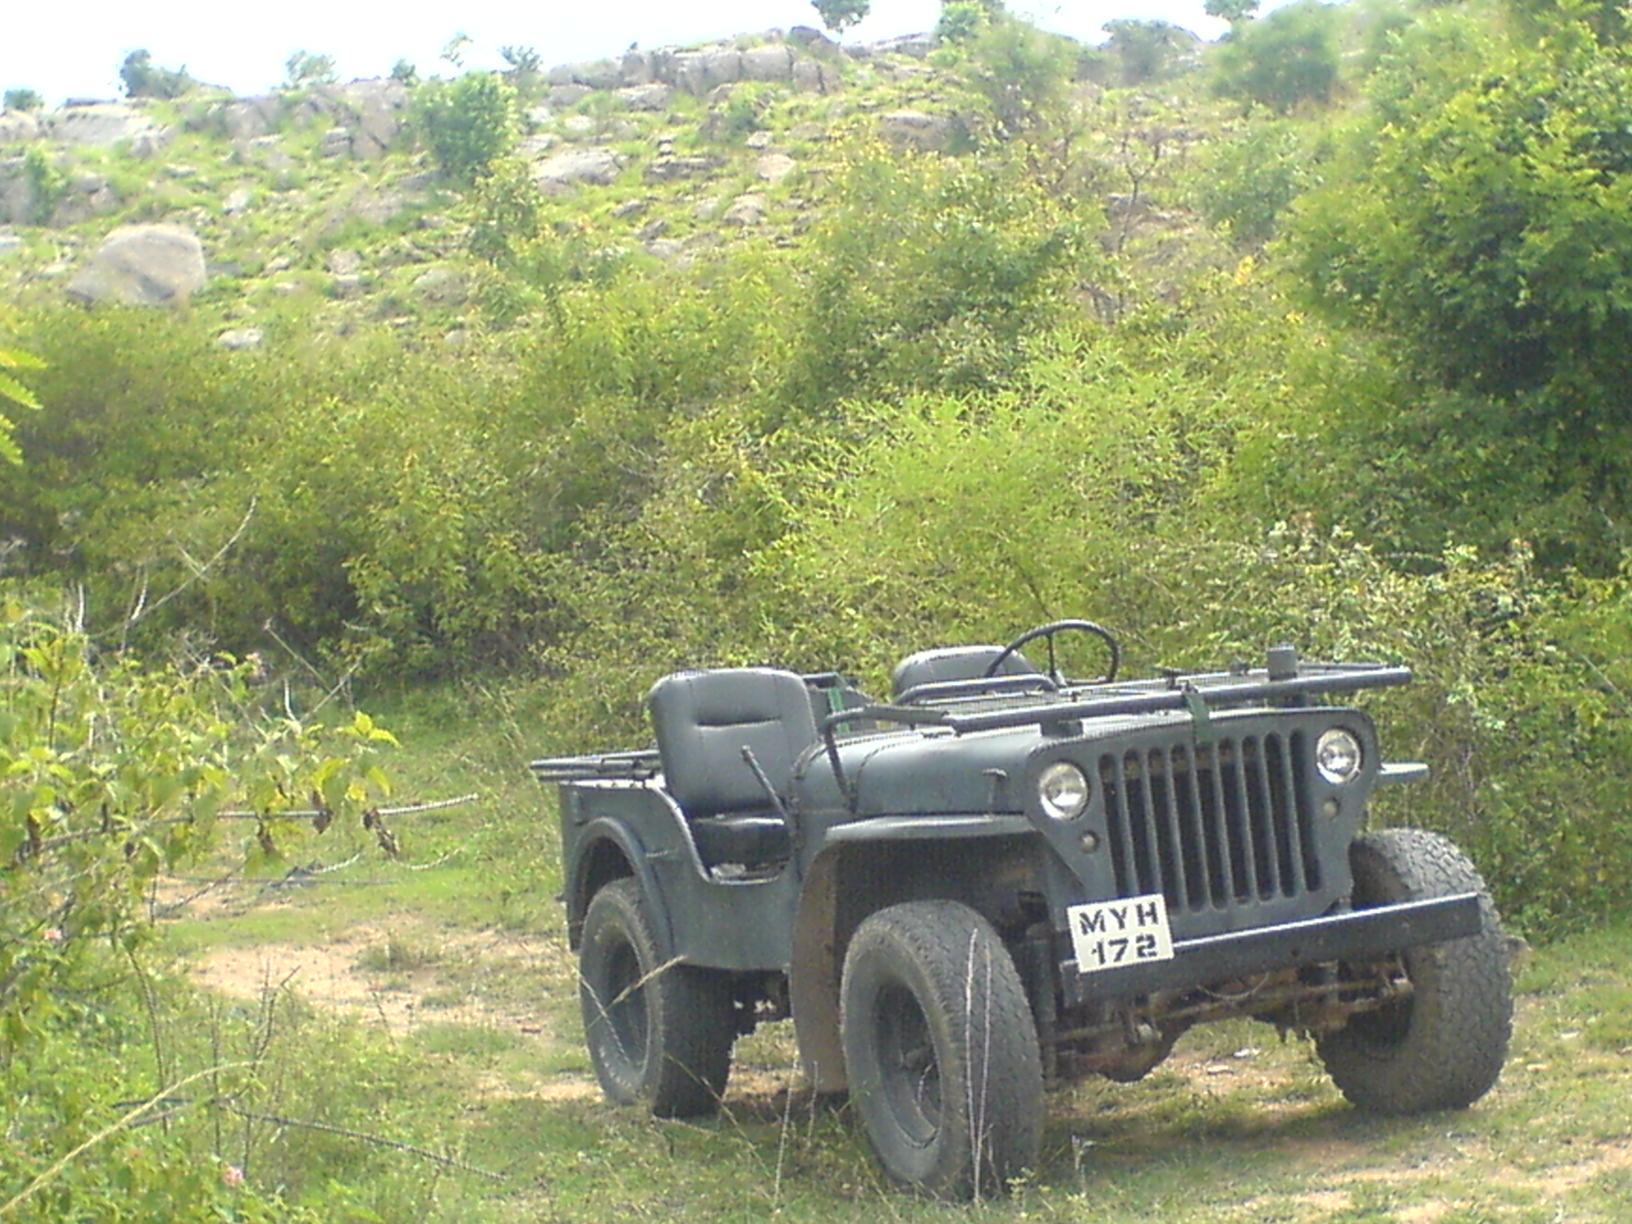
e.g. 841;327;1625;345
648;668;819;821
889;645;1040;701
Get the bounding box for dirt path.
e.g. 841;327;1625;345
179;896;602;1103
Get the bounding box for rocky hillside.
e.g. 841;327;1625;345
1;24;1104;351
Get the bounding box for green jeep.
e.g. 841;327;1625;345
532;621;1512;1198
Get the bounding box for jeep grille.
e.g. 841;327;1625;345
1098;732;1320;912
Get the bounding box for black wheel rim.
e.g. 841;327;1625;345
873;981;941;1147
601;939;648;1072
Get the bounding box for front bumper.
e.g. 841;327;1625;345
1058;892;1482;1008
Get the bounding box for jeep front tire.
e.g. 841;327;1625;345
1316;828;1513;1113
840;901;1043;1198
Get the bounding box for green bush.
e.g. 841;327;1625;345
3;87;43;111
1286;7;1632;568
285;50;337;88
0;594;394;1042
937;1;989;43
811;0;870;34
119;49;194;100
0;307;43;466
956;14;1078;137
414;72;518;184
1189;119;1320;246
778;141;1093;416
1100;19;1197;85
1212;0;1342;113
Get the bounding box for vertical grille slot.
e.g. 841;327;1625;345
1097;730;1316;914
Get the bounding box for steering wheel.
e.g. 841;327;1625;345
984;619;1121;685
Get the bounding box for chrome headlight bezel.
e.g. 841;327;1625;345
1038;760;1090;821
1316;727;1364;785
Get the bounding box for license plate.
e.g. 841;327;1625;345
1067;893;1175;973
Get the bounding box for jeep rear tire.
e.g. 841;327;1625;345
840;901;1042;1199
579;878;735;1117
1316;828;1513;1113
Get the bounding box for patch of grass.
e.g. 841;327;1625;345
408;1022;525;1060
356;934;441;972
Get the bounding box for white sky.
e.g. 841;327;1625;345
2;1;1230;106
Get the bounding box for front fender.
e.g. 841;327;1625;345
790;816;1041;1094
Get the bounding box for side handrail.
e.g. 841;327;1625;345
529;749;662;783
940;664;1413;734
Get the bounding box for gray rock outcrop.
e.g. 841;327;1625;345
532;147;623;194
549;84;593;107
0;158;39;225
617;83;672;112
49;172;120;226
756;152;796;183
217;96;281;141
67;224;207;305
879;110;957;151
206;80;409;158
216;327;264;350
855;34;937;59
338;79;410;158
644;154;722;184
50;104;170;155
0;111;42;146
547;33;844;98
412;265;467;305
722;192;768;226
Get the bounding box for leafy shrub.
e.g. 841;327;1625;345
285;50;337;88
1100;19;1197;85
718;81;781;140
954;14;1078;137
811;0;870;34
779;141;1092;416
1212;0;1341;113
414;72;518;183
467;155;542;266
0;595;394;1047
119;49;194;99
1205;0;1260;20
1286;8;1632;568
17;146;66;226
0;306;42;465
3;87;43;111
937;1;989;43
1189;119;1319;246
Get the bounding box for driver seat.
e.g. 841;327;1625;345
890;645;1042;702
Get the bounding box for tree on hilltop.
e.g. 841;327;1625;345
812;0;870;34
119;50;193;99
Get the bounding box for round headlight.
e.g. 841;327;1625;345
1316;728;1363;785
1038;761;1090;821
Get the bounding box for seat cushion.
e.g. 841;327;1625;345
890;645;1040;700
689;814;793;866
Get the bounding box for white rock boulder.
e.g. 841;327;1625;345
67;224;207;305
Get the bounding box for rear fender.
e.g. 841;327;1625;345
565;816;674;959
